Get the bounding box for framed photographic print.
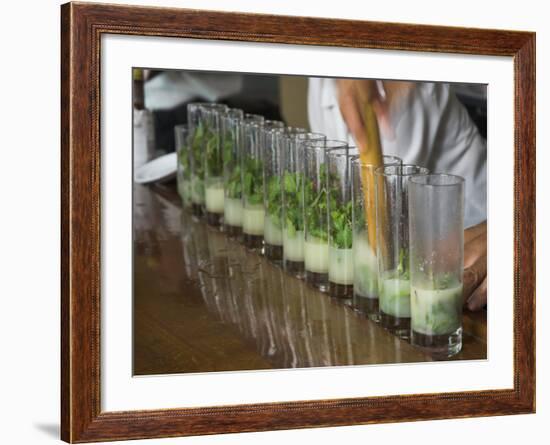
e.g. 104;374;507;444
61;1;535;442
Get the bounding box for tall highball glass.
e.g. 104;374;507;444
409;174;465;358
375;164;429;338
221;110;248;237
282;132;326;278
351;155;401;319
187;103;228;218
303;139;348;292
224;113;264;238
263;127;305;264
326;146;359;299
240;119;279;250
174;123;192;209
203;107;243;227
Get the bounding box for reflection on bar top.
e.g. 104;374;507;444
133;183;486;375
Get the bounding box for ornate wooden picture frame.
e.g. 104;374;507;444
61;1;535;442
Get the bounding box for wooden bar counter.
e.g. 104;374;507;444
133;183;487;375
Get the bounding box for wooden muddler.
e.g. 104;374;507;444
359;103;383;251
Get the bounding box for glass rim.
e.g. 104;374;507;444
263;125;286;134
243;120;264;129
295;131;326;141
223;107;244;117
244;112;264;121
327;146;359;157
263;119;285;128
222;114;243;125
285;126;307;135
351;154;402;167
409;173;465;186
187;102;229;115
199;102;228;110
187;101;212;109
374;164;429;177
292;132;326;145
303;139;348;152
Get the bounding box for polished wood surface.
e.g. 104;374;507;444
133;183;486;375
62;3;534;442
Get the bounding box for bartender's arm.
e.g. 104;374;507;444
336;79;488;311
336;79;414;152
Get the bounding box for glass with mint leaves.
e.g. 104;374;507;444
174;124;192;209
203;107;242;227
241;120;285;250
262;126;302;264
375;164;429;338
187;103;228;218
303;140;349;292
351;155;401;319
222;112;260;238
282;132;326;279
409;174;464;358
326;147;359;299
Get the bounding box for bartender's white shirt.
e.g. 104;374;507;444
308;78;487;228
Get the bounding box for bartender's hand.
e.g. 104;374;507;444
463;221;487;311
336;79;415;152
